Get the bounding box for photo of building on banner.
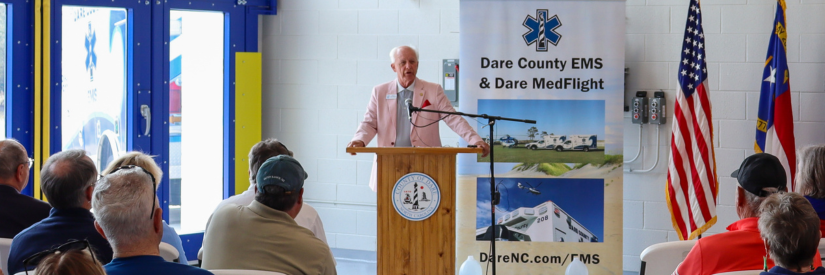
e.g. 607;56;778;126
475;177;604;243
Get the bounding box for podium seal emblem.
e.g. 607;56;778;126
392;172;441;221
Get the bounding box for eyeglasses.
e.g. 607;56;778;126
21;157;33;169
109;165;157;220
22;239;97;275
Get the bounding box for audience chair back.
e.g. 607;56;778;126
208;270;287;275
639;240;697;275
712;270;762;275
0;238;12;275
198;246;203;265
159;242;180;263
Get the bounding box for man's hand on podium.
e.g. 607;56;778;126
475;141;490;157
347;140;366;155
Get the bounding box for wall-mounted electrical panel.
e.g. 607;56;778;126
443;59;459;106
650;91;666;125
631;91;648;124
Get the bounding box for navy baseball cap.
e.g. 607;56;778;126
256;155;308;194
730;153;787;197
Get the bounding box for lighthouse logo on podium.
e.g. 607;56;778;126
393;173;441;221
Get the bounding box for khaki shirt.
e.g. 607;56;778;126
201;200;336;275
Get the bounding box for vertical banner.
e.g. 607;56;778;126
457;1;625;274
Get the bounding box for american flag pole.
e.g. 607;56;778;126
666;0;719;241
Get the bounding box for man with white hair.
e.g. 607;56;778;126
0;139;50;239
93;166;212;275
6;149;112;274
347;45;490;191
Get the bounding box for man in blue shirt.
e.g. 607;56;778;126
7;149;113;274
93;166;212;275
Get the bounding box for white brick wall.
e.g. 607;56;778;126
261;0;825;271
622;1;825;272
261;0;462;253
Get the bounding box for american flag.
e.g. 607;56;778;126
755;0;795;191
666;0;719;241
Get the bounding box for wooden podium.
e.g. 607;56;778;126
347;147;482;275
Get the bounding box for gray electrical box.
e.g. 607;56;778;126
632;91;648;124
650;91;666;125
443;59;459;106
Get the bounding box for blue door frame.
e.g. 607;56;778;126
157;0;274;261
48;0;273;262
5;0;36;196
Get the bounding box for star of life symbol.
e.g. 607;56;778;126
392;173;440;222
85;22;97;81
523;9;562;52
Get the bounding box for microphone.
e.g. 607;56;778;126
405;98;414;120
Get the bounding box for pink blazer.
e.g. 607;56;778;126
352;78;483;191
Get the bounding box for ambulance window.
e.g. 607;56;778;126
538;206;547;214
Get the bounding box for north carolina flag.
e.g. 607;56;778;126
756;0;796;191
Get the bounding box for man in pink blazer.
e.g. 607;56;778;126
348;45;490;191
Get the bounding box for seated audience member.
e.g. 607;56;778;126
674;153;822;275
7;150;113;274
101;152;187;264
758;192;825;274
0;139;51;238
202;155;336;275
210;139;330;246
795;144;825;236
30;240;107;275
92;166;212;275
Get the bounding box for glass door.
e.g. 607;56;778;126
51;0;151;172
167;10;225;233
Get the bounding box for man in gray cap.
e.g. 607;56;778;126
674;153;821;275
201;155;336;275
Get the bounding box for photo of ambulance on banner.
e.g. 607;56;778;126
477;99;605;164
457;0;624;274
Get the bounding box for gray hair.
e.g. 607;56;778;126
389;45;419;63
759;192;820;269
92;168;156;248
41;149;97;208
797;144;825;199
0;139;27;179
248;138;292;185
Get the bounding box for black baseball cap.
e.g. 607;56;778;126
730;153;787;197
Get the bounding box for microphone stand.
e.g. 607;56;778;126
410;106;535;275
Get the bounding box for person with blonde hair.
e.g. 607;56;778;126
31;242;106;275
100;152;187;264
796;144;825;236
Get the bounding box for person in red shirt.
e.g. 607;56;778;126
674;153;822;275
